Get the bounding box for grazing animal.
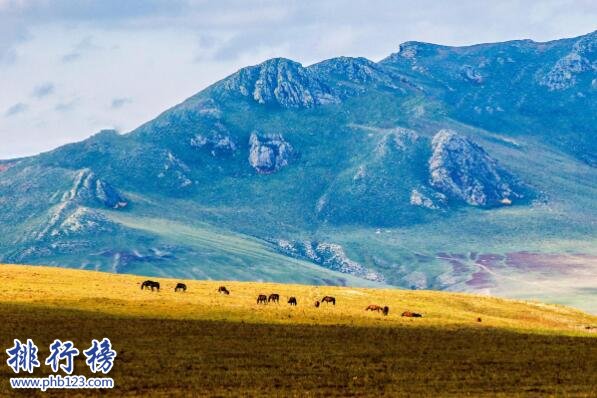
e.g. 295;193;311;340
321;296;336;305
140;280;160;292
477;317;482;323
174;283;187;292
401;311;423;318
218;286;230;295
314;301;320;308
268;293;280;303
257;294;268;304
366;305;389;316
288;297;297;306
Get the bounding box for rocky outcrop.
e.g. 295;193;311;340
157;151;193;188
274;239;385;282
461;65;484;84
190;121;236;157
35;201;115;240
248;132;294;174
410;187;446;210
379;41;441;74
309;57;398;89
54;206;113;237
224;58;339;108
540;31;596;90
429;130;517;207
63;169;128;209
33;169;126;240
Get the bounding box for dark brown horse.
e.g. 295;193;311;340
383;306;389;316
268;293;280;303
140;280;160;292
218;286;230;295
401;311;423;318
321;296;336;305
257;294;267;304
288;297;297;306
174;283;187;292
314;301;320;308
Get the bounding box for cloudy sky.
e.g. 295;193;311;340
1;0;596;159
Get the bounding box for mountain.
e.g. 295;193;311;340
1;31;595;311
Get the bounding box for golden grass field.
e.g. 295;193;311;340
0;264;596;397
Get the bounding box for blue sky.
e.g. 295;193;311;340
1;0;596;159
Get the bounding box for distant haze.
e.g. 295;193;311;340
1;0;596;159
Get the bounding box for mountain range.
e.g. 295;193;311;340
1;30;595;311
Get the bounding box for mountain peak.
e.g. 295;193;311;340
380;41;445;65
221;56;339;108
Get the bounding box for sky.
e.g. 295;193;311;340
1;0;596;159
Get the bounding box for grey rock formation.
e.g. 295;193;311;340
461;65;484;84
410;187;446;210
541;31;596;90
248;132;294;174
190;121;237;157
310;56;398;88
429;130;516;206
64;169;128;209
224;58;339;108
274;239;385;282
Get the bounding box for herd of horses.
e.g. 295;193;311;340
139;280;424;317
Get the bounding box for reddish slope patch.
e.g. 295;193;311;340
466;270;494;288
505;252;594;274
437;252;470;275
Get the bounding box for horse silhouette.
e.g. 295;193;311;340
141;280;160;292
174;283;186;292
257;294;267;304
288;297;297;306
401;311;423;318
218;286;230;295
268;293;280;303
321;296;336;305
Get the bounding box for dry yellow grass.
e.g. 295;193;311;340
0;264;596;396
0;263;594;334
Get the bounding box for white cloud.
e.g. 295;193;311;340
4;102;28;117
32;82;55;98
110;97;132;109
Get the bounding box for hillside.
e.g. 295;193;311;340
0;264;595;396
0;264;595;332
0;30;595;311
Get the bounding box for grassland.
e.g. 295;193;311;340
0;264;595;397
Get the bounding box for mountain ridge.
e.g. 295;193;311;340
0;30;595;312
